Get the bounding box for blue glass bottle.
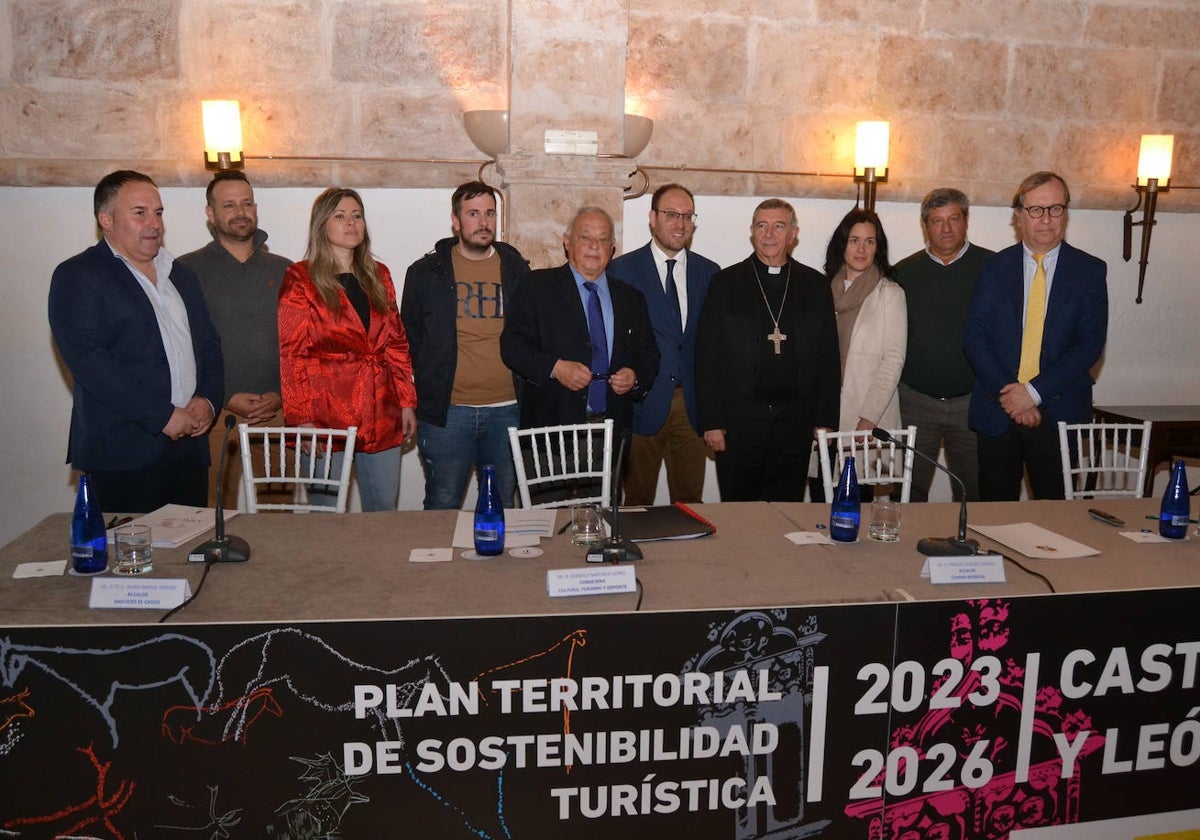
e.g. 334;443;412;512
474;464;505;556
70;474;108;574
830;456;861;542
1159;458;1190;540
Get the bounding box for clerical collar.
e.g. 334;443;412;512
752;256;786;275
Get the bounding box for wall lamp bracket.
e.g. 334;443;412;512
1123;179;1164;305
854;166;888;213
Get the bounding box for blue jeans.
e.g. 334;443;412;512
417;404;519;509
308;446;402;512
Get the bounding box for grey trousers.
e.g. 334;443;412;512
898;382;979;502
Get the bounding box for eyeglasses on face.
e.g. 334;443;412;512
653;209;697;224
1020;203;1067;219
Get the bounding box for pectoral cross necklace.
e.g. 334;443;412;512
752;262;790;355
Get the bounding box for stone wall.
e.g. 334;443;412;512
1;0;1197;213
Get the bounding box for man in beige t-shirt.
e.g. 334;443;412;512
401;182;530;508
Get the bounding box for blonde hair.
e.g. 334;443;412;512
303;187;389;314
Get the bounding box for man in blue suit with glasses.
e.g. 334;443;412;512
609;184;720;505
964;171;1108;500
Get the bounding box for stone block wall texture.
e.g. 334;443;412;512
0;0;1197;211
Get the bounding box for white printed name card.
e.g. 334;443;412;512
89;578;192;610
925;554;1006;585
547;566;637;598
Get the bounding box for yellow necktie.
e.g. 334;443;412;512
1018;253;1046;382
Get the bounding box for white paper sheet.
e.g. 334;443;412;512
1119;530;1175;544
504;509;557;536
409;548;453;562
785;531;835;546
968;522;1099;559
14;560;68;578
113;504;233;548
452;512;540;548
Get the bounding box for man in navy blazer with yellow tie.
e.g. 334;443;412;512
609;184;719;505
964;171;1107;500
49;170;224;513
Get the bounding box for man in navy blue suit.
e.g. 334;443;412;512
609;184;719;505
49;170;224;513
500;206;658;439
964;171;1108;500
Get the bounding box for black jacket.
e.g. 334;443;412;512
49;242;224;471
500;264;659;434
695;256;840;437
400;237;530;426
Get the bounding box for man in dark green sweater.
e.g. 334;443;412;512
894;188;993;502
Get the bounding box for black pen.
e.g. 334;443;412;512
107;515;133;529
1145;515;1199;524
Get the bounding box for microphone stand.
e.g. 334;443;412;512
587;430;643;563
872;428;978;556
194;414;251;563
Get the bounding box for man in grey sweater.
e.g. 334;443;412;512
177;171;292;508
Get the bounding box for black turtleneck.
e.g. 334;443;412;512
339;273;371;330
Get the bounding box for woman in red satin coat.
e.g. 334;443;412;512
279;188;417;511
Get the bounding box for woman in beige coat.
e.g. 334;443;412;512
825;208;907;433
809;208;907;501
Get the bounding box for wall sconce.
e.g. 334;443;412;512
463;110;510;158
854;121;890;212
202;100;244;171
464;110;653;159
623;114;654;158
1123;134;1173;303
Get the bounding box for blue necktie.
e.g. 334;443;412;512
665;258;682;331
584;281;608;413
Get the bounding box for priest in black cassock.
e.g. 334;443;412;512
694;198;840;501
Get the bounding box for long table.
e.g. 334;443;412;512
1;498;1197;625
2;500;1197;838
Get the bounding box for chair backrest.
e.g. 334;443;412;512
238;424;358;513
1057;420;1152;500
817;426;917;503
507;419;614;509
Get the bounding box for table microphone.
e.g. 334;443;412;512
195;414;251;563
871;427;979;556
587;429;643;564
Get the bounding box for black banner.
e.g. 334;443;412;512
1;587;1197;838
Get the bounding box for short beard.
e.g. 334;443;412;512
216;222;255;243
459;235;493;256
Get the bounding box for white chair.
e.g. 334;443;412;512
817;426;917;503
1057;420;1152;500
507;419;614;509
238;424;358;513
